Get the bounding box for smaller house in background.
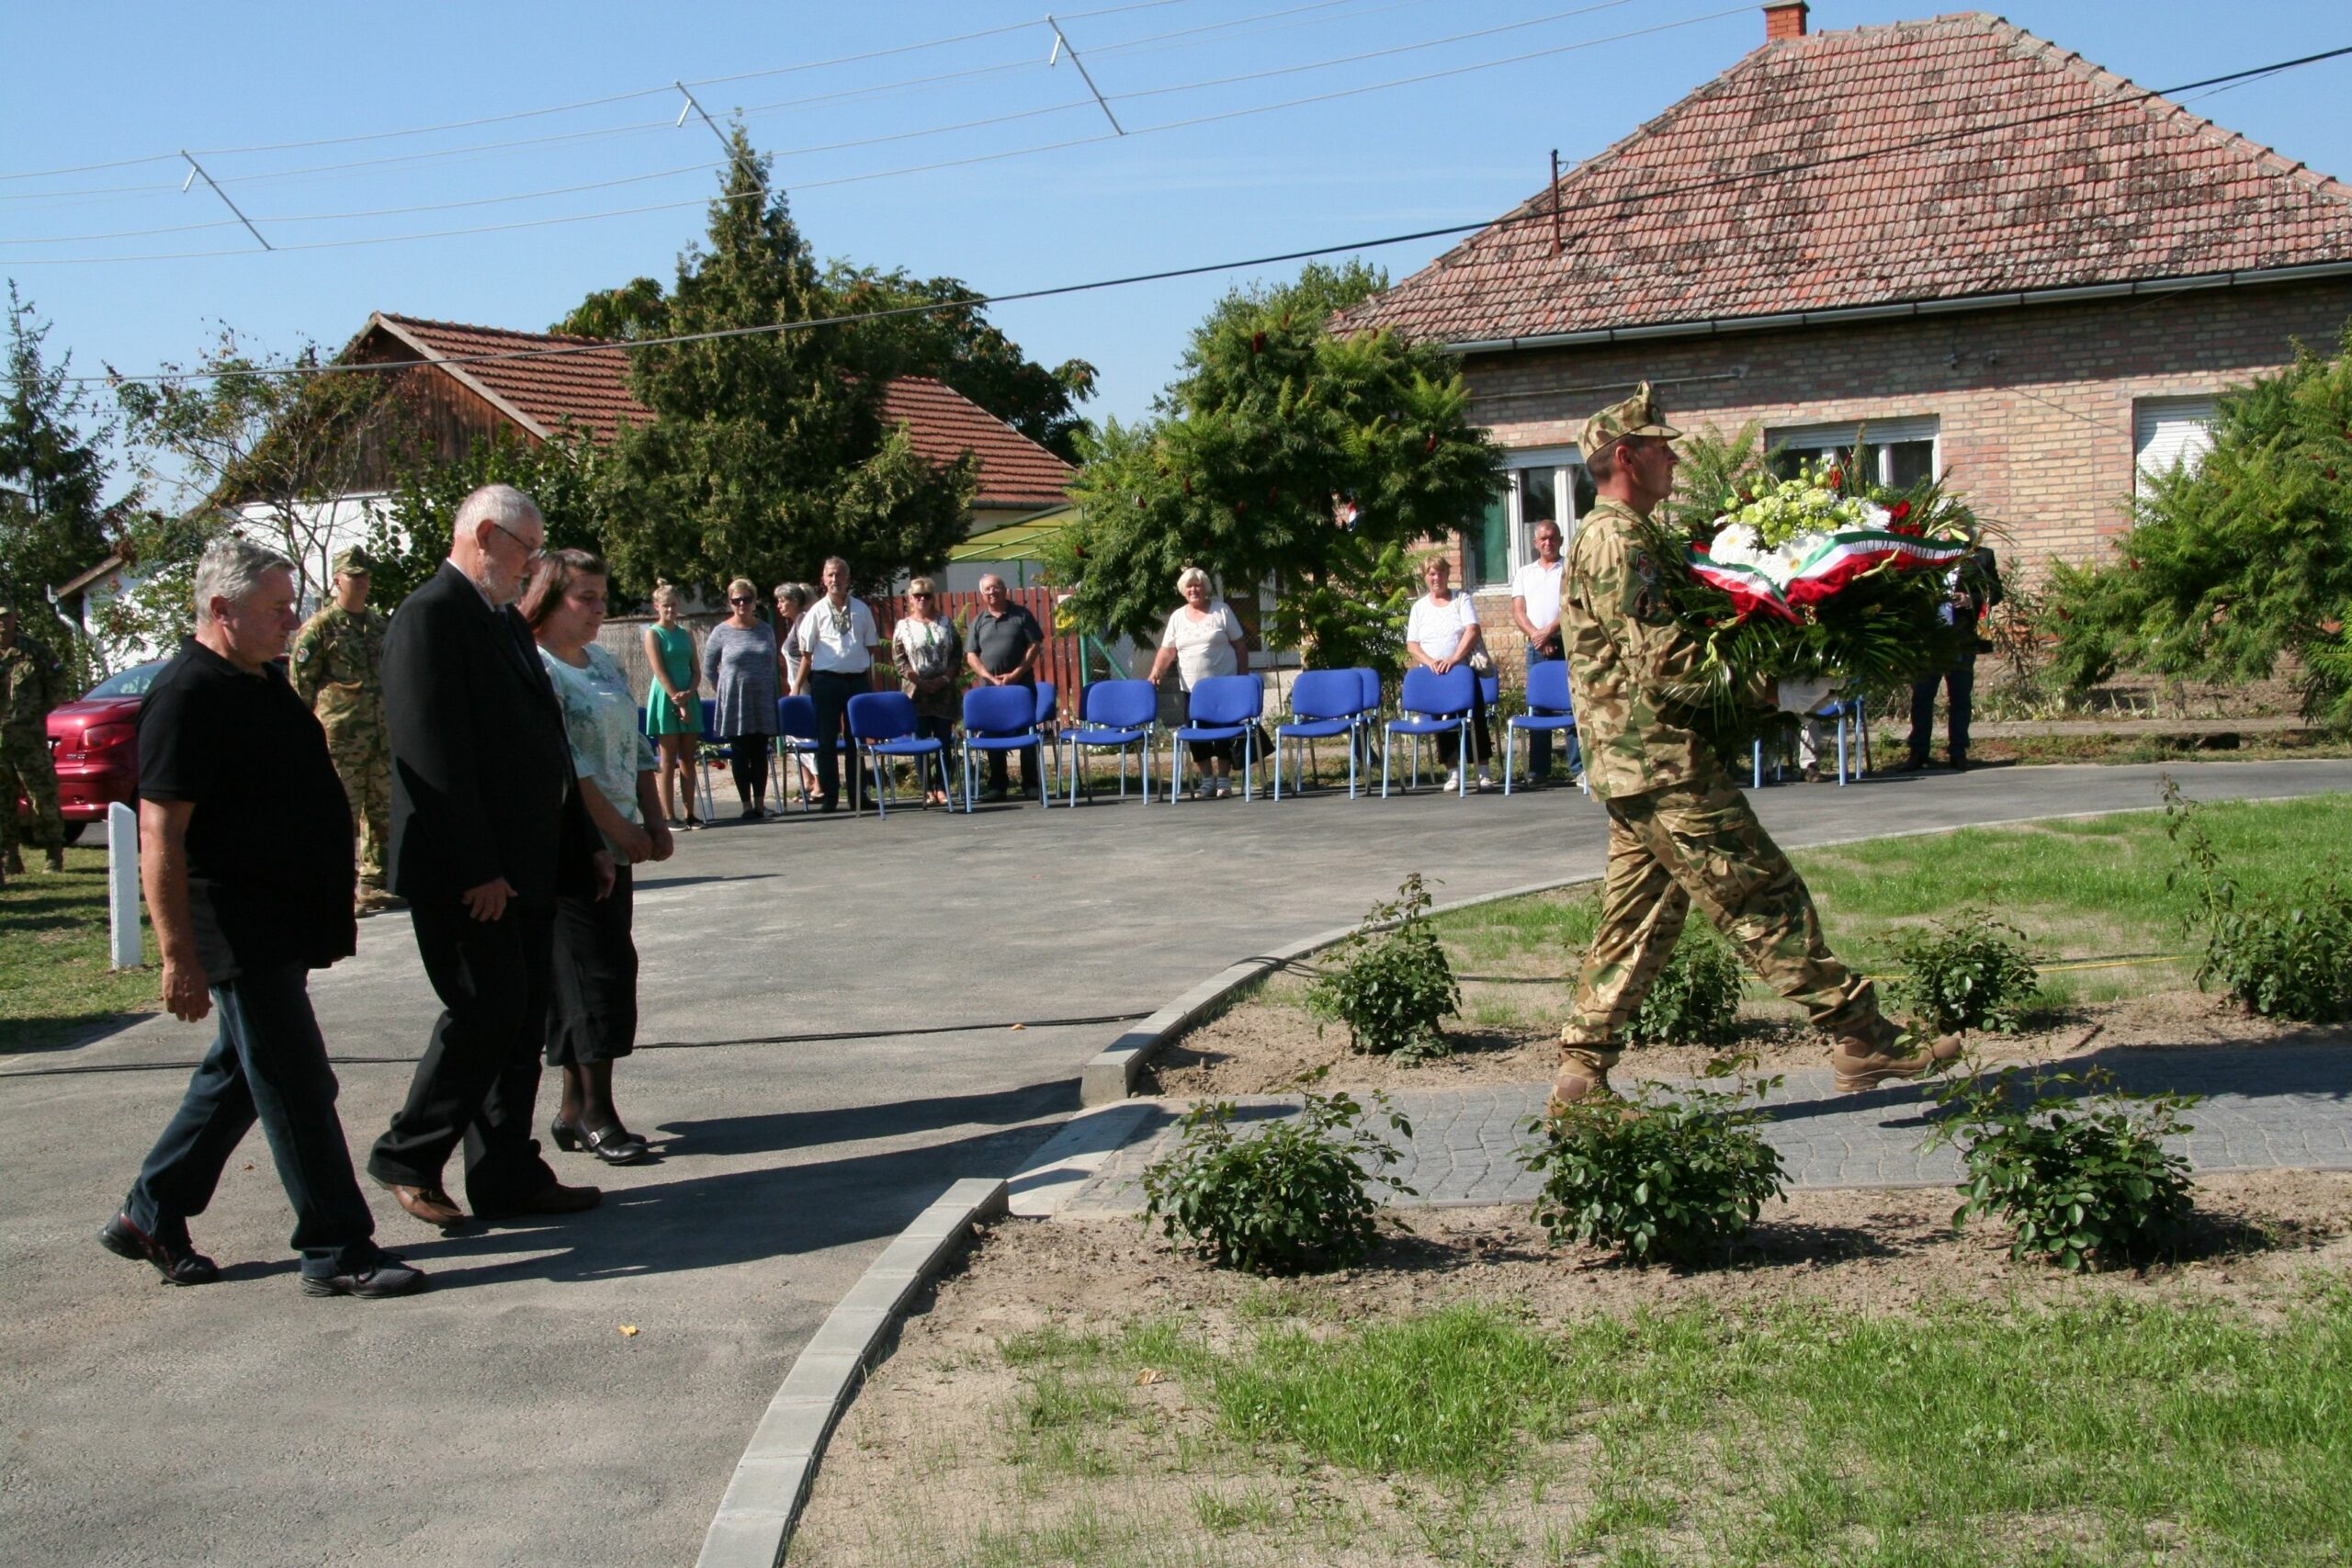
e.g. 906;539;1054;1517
1340;3;2352;671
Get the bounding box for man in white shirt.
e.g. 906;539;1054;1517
1510;521;1572;785
787;556;883;813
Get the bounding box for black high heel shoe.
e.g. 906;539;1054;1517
549;1116;652;1165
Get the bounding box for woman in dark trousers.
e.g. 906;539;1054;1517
526;549;673;1164
701;577;781;818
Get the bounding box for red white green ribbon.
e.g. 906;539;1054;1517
1688;529;1975;624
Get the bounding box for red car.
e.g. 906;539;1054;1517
37;660;164;843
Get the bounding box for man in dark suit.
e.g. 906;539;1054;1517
1899;543;2004;773
367;484;608;1227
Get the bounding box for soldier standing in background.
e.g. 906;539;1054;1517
0;598;69;885
291;547;403;917
1550;384;1962;1112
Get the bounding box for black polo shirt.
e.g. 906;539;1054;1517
968;604;1044;683
137;637;357;978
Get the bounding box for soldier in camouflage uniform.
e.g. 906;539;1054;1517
290;547;403;916
1551;385;1960;1111
0;599;69;883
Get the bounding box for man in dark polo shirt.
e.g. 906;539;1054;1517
100;536;423;1298
964;573;1045;800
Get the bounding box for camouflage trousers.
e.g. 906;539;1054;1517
1561;763;1894;1062
325;734;391;891
0;728;64;862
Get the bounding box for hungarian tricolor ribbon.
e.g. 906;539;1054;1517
1688;529;1976;624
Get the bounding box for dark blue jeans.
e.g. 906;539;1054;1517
1908;659;1977;763
129;963;378;1278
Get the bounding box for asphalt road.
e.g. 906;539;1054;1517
5;758;2348;1567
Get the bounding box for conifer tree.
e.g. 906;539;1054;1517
0;284;115;655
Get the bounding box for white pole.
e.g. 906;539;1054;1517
107;800;141;969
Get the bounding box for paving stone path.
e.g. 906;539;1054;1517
1058;1043;2352;1214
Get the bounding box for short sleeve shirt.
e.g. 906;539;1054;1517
1511;558;1566;637
1157;602;1244;690
792;597;880;674
968;604;1045;682
137;637;356;977
541;644;655;847
1406;592;1479;662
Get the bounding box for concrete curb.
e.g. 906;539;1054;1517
695;1177;1008;1568
1071;786;2335;1106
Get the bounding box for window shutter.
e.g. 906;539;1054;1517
2133;397;2216;491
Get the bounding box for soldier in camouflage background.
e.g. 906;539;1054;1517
291;547;403;916
1551;385;1960;1111
0;597;69;885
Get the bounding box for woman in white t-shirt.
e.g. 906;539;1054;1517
1404;554;1495;790
1144;566;1250;798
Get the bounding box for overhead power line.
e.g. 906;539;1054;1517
52;39;2352;389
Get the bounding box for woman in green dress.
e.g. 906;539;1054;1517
640;581;703;829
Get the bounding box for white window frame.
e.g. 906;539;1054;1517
1766;417;1941;487
2133;396;2217;496
1499;445;1586;578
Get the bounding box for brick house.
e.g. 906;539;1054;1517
1340;4;2352;671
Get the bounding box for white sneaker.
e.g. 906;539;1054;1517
1213;777;1232;798
1476;769;1497;793
1442;768;1460;792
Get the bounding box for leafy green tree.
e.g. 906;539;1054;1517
1;284;115;670
1046;261;1498;667
550;276;668;341
597;134;974;594
369;429;608;607
2048;322;2352;728
111;330;407;644
821;264;1096;461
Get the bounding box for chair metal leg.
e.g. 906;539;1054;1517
1503;724;1517;795
1380;728;1392;799
1242;729;1255;802
1456;717;1469;797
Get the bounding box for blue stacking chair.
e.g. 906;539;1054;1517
1169;673;1264;802
775;694;834;811
1349;666;1385;773
1383;666;1475;798
1272;670;1366;801
1031;679;1059;795
1749;693;1869;787
846;691;955;817
962;684;1049;811
1503;660;1586;796
1060;679;1156;807
696;698;730;819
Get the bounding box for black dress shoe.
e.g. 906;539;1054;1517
100;1212;220;1286
551;1116;653;1166
476;1180;602;1220
300;1252;428;1299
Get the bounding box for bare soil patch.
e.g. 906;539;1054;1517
1148;985;2350;1100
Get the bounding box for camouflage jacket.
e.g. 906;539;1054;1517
289;604;387;733
1560;497;1713;800
0;634;62;738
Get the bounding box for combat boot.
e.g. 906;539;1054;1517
1546;1045;1620;1118
4;848;21;875
44;845;65;874
1828;1021;1962;1093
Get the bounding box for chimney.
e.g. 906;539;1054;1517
1763;1;1808;40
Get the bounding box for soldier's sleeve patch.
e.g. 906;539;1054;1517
1627;547;1665;624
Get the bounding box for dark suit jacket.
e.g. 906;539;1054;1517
383;560;596;908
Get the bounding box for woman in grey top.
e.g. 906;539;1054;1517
700;577;781;820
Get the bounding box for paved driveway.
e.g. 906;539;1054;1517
5;759;2347;1566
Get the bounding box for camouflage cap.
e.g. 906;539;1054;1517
1578;381;1681;461
333;545;375;576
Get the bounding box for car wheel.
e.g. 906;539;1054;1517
60;822;86;845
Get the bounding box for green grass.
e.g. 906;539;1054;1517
913;1291;2352;1567
0;844;157;1053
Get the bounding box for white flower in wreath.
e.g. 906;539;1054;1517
1859;501;1892;530
1708;522;1763;567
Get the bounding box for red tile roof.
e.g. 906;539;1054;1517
357;313;1075;509
1340;12;2352;344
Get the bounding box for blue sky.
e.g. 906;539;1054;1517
5;0;2349;444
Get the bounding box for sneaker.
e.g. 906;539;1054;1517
100;1211;220;1286
1213;777;1232;798
1475;769;1497;793
300;1252;428;1299
1442;768;1460;792
1828;1024;1964;1093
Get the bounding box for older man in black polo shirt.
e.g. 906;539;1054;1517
965;573;1045;800
101;536;423;1298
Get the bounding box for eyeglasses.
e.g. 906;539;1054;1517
490;521;545;562
910;592;933;600
729;595;755;605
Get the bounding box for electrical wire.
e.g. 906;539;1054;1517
33;39;2352;380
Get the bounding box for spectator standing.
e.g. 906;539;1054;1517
0;598;67;881
789;557;883;813
1510;520;1572;785
101;536;423;1297
1406;555;1496;792
1144;567;1250;799
526;549;669;1167
964;573;1045;800
640;582;702;830
701;579;781;820
1900;544;2004;773
892;575;963;807
289;546;402;915
773;581;818;803
367;483;605;1230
